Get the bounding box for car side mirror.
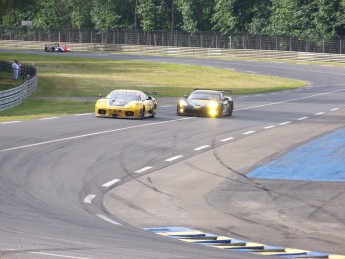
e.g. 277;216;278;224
147;96;152;100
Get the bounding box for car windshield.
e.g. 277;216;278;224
188;92;221;101
106;92;141;101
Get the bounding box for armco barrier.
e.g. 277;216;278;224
0;60;38;111
2;39;345;63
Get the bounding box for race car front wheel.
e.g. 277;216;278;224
217;104;224;118
177;105;181;116
140;107;145;119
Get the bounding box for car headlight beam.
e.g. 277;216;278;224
179;99;188;107
208;101;218;108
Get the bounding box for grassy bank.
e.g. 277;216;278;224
0;71;24;91
0;52;305;121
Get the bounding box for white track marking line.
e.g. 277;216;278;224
235;88;345;111
134;166;152;174
0;117;193;152
165;155;183;162
159;105;172;108
220;137;234;142
263;125;275;129
0;230;100;246
96;214;121;225
193;145;210;151
1;121;21;124
297;117;309;120
74;113;93;116
330;108;340;111
83;194;96;204
279;121;291;125
39;117;59;120
243;130;255;135
102;178;121;187
187;58;345;76
1;249;90;258
315;112;325;115
31;252;91;259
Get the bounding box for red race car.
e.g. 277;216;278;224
44;43;71;52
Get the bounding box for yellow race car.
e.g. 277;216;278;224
95;89;157;119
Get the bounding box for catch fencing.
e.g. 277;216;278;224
1;29;345;55
0;61;38;111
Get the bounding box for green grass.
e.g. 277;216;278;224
0;71;23;91
0;52;306;121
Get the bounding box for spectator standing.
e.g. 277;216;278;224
12;60;20;80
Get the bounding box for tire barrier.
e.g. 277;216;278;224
0;60;38;111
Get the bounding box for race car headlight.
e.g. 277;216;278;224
96;99;106;107
124;101;139;108
208;101;218;108
179;99;188;107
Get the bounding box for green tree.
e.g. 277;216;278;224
65;0;92;30
312;0;345;39
137;0;172;31
90;0;121;32
176;0;214;34
0;0;38;29
34;0;71;30
212;0;271;34
266;0;345;39
119;0;137;29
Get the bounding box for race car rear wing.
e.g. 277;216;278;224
193;88;232;94
145;91;157;95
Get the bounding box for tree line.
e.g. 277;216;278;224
1;0;345;40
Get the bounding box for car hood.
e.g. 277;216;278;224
106;99;131;107
188;100;211;107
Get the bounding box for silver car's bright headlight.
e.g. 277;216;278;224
179;99;188;107
208;101;218;108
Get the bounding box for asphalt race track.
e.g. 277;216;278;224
0;49;345;258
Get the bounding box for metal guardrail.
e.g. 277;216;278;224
0;61;38;111
1;29;345;54
3;40;345;63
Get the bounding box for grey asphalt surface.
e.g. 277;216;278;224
105;105;345;253
0;49;345;258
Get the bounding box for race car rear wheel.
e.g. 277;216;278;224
151;103;157;118
227;103;234;116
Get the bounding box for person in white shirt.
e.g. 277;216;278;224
12;60;20;80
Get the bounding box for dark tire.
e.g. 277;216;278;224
228;103;234;116
140;106;145;119
151;103;157;118
177;105;181;116
217;104;223;118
